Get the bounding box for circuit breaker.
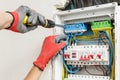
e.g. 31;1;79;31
64;45;109;65
53;2;120;80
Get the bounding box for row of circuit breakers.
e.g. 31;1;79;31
62;20;113;80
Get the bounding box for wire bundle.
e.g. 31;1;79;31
98;31;114;76
57;0;118;10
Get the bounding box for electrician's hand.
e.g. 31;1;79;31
34;35;67;70
7;5;46;33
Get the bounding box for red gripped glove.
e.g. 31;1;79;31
34;35;67;70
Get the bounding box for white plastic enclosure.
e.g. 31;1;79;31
53;2;120;80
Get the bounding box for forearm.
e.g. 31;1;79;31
24;66;42;80
0;11;13;29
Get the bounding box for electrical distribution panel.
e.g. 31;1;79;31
53;2;120;80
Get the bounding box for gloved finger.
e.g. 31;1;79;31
18;24;28;33
28;15;38;25
54;41;66;55
38;15;46;26
55;34;67;43
27;15;34;24
32;15;38;25
57;41;66;48
16;6;27;21
45;35;67;45
27;26;37;31
49;41;66;57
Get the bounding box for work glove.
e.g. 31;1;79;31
7;5;46;33
34;35;67;70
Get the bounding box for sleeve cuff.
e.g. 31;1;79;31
6;11;19;32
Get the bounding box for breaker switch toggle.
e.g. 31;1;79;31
79;56;83;61
97;54;102;59
89;54;94;59
64;54;70;58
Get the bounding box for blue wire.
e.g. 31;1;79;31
68;65;75;69
63;57;80;74
69;33;73;45
66;33;73;46
74;32;84;36
107;35;113;75
103;31;113;76
68;65;79;74
62;34;81;74
99;31;113;76
66;34;70;46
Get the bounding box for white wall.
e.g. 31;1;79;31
0;0;60;80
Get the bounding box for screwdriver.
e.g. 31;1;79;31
23;16;64;28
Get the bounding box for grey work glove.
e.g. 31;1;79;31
55;34;67;55
55;34;67;43
8;5;46;33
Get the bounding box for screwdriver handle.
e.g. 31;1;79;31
23;16;55;28
23;16;32;26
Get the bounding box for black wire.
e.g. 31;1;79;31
77;0;82;8
95;66;102;71
70;0;75;9
88;0;93;6
93;0;107;5
81;0;85;7
99;31;113;76
113;0;120;5
94;0;101;5
77;0;80;8
84;0;89;7
65;2;71;10
85;66;104;76
76;0;80;8
99;66;107;76
101;0;105;3
105;0;111;3
92;0;95;5
57;0;120;11
72;0;76;8
95;65;106;76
